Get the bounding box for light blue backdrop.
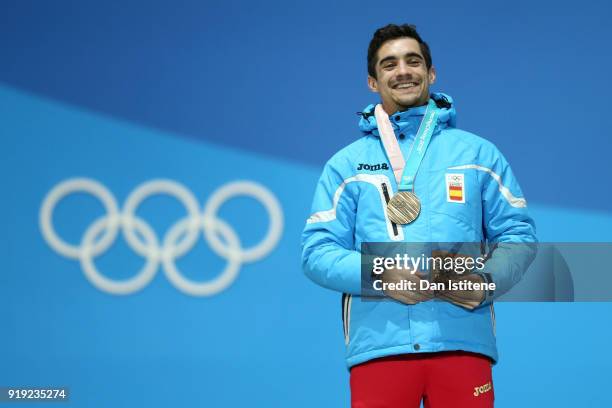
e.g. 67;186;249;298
1;1;612;407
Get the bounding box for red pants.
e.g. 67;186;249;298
350;351;494;408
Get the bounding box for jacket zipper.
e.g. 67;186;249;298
381;182;399;237
342;294;352;345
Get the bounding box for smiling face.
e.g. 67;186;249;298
368;37;436;114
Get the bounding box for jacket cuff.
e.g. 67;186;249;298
474;271;495;306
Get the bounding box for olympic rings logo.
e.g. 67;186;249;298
39;178;283;296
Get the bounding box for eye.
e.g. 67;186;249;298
383;62;396;70
408;59;422;66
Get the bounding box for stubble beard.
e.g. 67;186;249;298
394;92;429;111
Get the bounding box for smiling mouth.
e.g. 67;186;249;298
393;82;419;90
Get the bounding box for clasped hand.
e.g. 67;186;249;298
382;266;485;310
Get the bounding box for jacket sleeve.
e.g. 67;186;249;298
300;159;363;295
477;144;538;306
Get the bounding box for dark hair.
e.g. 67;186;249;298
367;24;432;78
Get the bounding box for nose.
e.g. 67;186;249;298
395;60;412;78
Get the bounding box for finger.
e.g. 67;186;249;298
397;291;431;304
385;291;418;305
393;294;419;305
410;290;435;302
436;292;478;310
414;271;429;279
436;291;460;303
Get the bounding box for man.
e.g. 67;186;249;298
301;24;536;407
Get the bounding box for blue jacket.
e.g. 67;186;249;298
301;93;537;368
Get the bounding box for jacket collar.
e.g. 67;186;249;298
358;92;456;137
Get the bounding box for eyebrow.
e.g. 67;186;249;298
378;52;424;66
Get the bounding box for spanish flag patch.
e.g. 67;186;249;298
446;173;465;203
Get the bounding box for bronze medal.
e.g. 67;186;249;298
387;191;421;224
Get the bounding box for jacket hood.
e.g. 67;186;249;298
358;92;457;136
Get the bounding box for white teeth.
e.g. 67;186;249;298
396;83;417;89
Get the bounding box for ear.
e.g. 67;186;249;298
367;75;379;93
428;66;437;85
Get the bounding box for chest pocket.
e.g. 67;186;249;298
350;173;404;242
425;168;482;239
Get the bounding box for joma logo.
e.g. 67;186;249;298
357;163;389;171
473;382;492;397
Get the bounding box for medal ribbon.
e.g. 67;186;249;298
374;99;438;191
